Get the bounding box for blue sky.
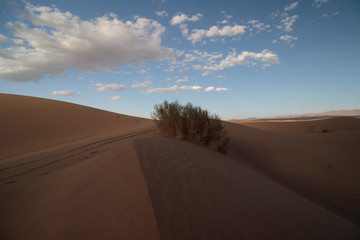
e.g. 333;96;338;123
0;0;359;119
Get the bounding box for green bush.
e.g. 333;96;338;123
151;100;229;154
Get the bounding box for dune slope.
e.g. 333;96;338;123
0;94;159;239
134;136;359;240
224;121;360;224
0;93;153;160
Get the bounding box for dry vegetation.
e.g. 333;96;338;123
151;100;229;154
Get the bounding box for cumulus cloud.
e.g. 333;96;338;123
145;85;202;93
187;29;206;43
204;86;228;92
280;34;298;42
132;80;152;88
110;96;123;100
284;2;299;11
50;90;79;96
248;20;271;33
279;15;298;32
95;83;127;92
188;24;246;43
170;13;202;37
170;13;202;25
313;0;329;8
155;11;168;17
0;3;173;82
193;49;278;71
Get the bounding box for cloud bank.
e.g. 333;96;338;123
0;3;173;82
193;49;278;71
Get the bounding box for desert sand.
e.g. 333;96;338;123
1;93;359;239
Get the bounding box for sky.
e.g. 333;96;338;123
0;0;359;120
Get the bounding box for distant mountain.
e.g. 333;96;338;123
256;109;360;121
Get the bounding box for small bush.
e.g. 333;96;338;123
151;100;229;154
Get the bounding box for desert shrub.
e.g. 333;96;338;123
151;100;229;154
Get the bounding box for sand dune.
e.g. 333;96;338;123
224;121;360;224
1;94;359;239
0;93;153;160
135;136;359;239
229;117;360;133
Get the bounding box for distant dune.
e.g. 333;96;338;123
272;109;360;119
229;117;360;133
1;94;359;239
233;109;360;121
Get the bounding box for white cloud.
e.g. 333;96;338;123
145;85;202;93
136;69;148;74
248;20;271;33
188;24;246;43
202;71;210;77
284;2;299;11
50;90;79;96
170;13;202;37
96;83;127;92
279;15;298;32
170;13;202;25
280;34;298;42
179;24;189;36
132;80;152;88
206;25;246;37
155;11;168;17
0;34;8;41
323;12;339;18
176;76;189;82
187;29;206;43
313;0;329;8
216;75;226;78
193;49;278;71
204;86;228;92
269;11;279;19
179;67;189;72
110;96;123;100
272;39;278;44
0;3;173;82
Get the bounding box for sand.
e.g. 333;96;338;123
0;94;153;160
1;94;159;239
229;117;360;133
135;136;359;239
1;93;359;239
224;120;360;224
